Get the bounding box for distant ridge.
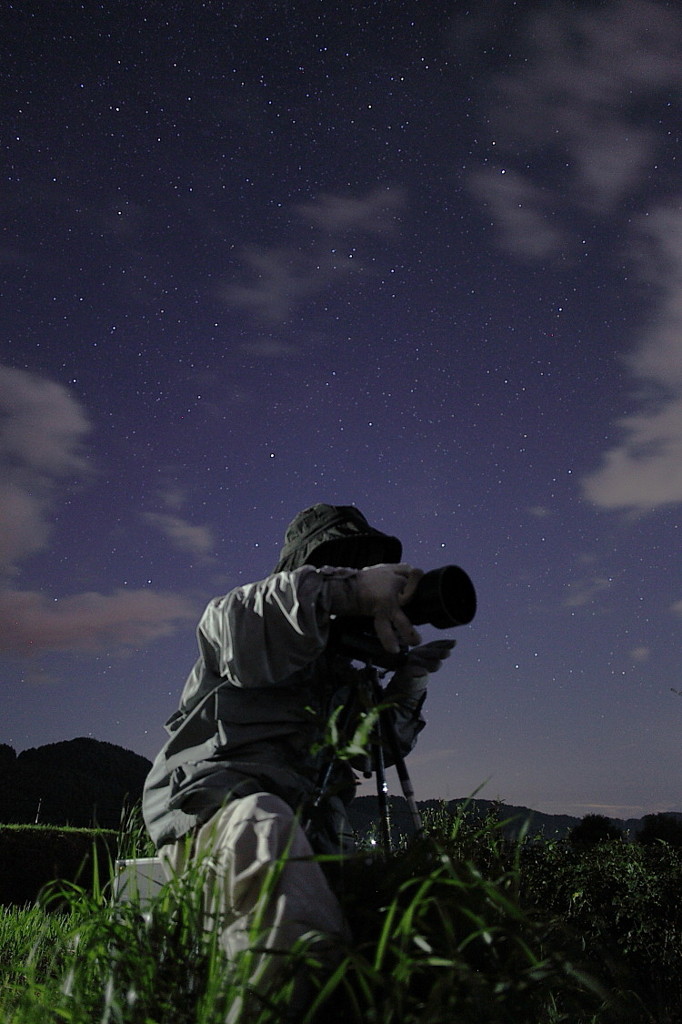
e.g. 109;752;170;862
1;737;679;838
347;795;682;842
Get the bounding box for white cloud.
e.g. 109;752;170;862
0;364;89;476
0;365;91;573
467;168;565;258
221;244;326;322
581;399;682;509
570;123;655;210
157;485;187;511
628;205;682;383
0;482;51;577
0;588;196;654
582;203;682;509
564;576;612;608
528;506;551;518
144;512;215;559
524;0;681;176
463;3;682;511
221;186;407;322
0;367;200;656
295;186;406;236
469;0;682;253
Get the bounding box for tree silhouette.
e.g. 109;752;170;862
0;745;16;773
568;813;624;846
636;813;682;848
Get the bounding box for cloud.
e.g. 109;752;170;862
0;365;89;476
0;483;52;579
0;368;200;657
564;576;612;608
463;3;682;511
467;168;565;258
569;123;655;210
222;245;332;322
627;205;682;383
575;802;646;817
144;512;215;559
143;487;216;560
468;0;682;254
581;399;682;509
156;485;187;512
0;588;197;655
0;365;91;573
582;203;682;509
220;186;406;322
294;186;406;236
514;0;681;207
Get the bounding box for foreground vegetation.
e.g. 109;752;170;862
1;805;681;1023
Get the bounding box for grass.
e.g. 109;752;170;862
1;804;680;1022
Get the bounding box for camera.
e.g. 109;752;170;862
332;564;476;669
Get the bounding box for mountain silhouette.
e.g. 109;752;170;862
0;737;152;830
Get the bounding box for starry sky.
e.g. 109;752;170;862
2;0;681;820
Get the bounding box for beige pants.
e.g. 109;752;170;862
160;792;349;1019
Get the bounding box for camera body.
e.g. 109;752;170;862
332;564;476;669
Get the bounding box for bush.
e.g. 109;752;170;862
520;836;682;1020
637;813;682;848
0;825;118;906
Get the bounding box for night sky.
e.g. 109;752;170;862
2;0;680;820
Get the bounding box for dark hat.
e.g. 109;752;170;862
274;504;402;573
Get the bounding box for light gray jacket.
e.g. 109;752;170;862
142;566;425;853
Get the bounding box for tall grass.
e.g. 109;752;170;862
0;804;678;1023
0;903;73;992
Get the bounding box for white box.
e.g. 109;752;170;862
113;856;167;906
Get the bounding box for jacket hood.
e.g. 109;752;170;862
273;504;402;573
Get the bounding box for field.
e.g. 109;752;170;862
1;805;681;1023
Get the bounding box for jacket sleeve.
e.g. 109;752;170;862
380;671;427;760
189;566;357;692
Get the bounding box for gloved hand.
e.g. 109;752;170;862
385;638;456;706
354;563;423;654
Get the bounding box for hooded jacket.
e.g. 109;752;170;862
142;505;425;854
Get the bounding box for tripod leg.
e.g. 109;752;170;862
372;737;392;854
392;747;423;835
382;715;423;836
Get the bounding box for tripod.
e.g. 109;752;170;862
364;662;424;851
306;659;423;855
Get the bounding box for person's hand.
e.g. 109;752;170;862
385;638;456;705
397;638;456;679
355;563;423;654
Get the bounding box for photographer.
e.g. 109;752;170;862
142;503;454;1015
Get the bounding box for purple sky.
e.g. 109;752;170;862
1;0;681;819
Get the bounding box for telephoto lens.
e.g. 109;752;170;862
402;565;476;629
